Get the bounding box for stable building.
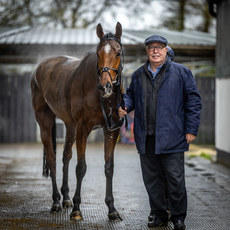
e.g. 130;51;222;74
0;26;215;146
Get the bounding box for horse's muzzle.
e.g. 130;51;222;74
98;82;113;98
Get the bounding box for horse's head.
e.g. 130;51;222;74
96;22;123;98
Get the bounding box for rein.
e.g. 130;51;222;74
99;67;127;132
100;97;125;132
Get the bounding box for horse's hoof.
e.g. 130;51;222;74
70;210;83;220
108;211;123;221
50;203;62;213
62;199;73;208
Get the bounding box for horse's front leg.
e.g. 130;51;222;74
61;125;75;208
70;123;89;220
104;128;122;221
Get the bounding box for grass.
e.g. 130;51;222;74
188;152;213;161
188;154;197;158
200;152;212;160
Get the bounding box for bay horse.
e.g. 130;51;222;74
31;22;124;221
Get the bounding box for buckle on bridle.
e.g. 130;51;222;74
98;66;121;86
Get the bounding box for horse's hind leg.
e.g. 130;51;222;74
104;128;122;221
70;122;89;220
35;108;62;213
61;125;75;208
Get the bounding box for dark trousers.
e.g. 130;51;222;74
140;135;187;222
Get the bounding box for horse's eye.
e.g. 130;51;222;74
116;51;121;57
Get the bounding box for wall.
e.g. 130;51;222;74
195;77;215;145
0;73;36;142
215;0;230;167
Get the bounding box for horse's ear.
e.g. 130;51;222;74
96;23;104;40
115;22;122;41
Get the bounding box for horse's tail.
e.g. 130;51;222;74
42;121;57;177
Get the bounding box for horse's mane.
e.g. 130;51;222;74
77;48;97;72
77;48;96;66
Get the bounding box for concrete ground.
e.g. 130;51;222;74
0;143;230;230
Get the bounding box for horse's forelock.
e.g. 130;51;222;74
103;32;116;41
100;33;121;46
97;34;122;54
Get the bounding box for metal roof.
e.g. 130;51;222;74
122;29;215;46
0;26;215;47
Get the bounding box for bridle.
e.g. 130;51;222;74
97;33;127;132
97;65;123;86
97;32;124;88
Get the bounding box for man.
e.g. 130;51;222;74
118;35;201;230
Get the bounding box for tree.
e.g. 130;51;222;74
160;0;215;32
187;0;214;32
160;0;186;31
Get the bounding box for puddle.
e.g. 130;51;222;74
185;162;196;168
193;168;205;172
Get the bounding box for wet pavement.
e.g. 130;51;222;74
0;143;230;230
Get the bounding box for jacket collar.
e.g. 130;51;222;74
144;56;171;75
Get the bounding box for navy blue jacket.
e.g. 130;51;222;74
123;58;202;154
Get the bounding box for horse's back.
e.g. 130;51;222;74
31;53;100;125
31;56;81;123
33;56;80;87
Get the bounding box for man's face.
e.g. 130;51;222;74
146;42;167;65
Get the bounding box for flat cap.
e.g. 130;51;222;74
145;35;168;46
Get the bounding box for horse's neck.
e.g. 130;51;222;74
71;52;98;93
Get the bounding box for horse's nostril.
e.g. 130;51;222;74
106;82;112;89
98;84;105;93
